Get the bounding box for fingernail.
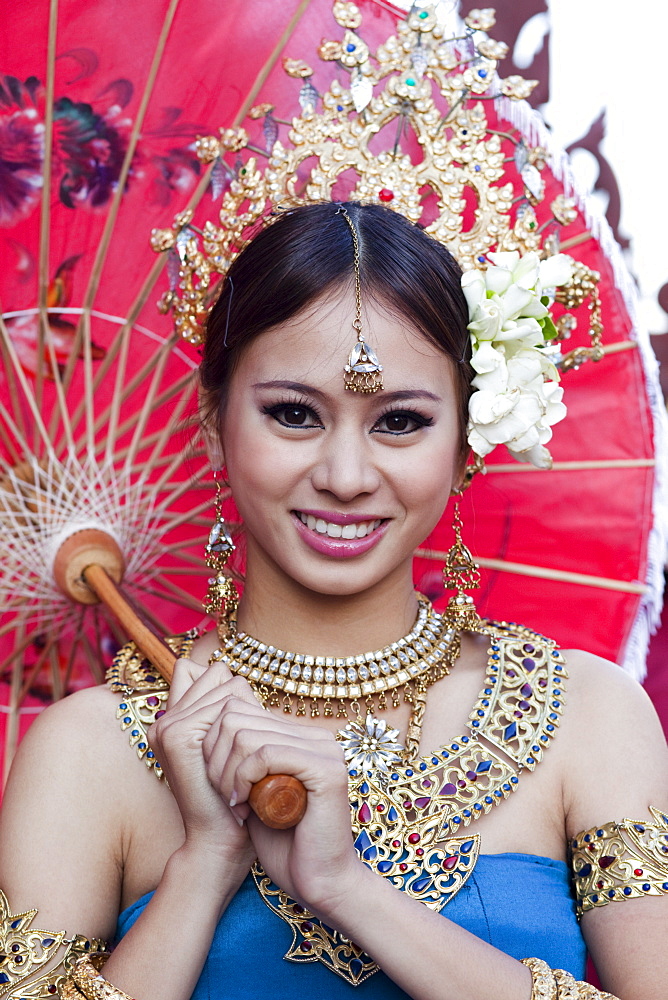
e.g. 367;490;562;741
234;813;245;828
229;790;238;808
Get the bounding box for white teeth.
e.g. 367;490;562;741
297;512;383;539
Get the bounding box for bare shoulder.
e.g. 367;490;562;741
559;648;668;835
0;684;146;936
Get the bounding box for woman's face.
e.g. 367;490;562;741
218;288;463;599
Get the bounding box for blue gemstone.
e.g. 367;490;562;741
132;730;139;737
491;645;499;651
475;165;481;171
511;776;519;784
387;806;399;822
526;757;534;765
475;803;482;810
413;876;433;893
546;725;554;732
0;975;9;984
481;700;489;707
608;890;615;898
337;105;343;111
463;809;471;817
145;675;157;683
419;762;427;771
663;883;668;891
624;887;632;895
346;43;356;52
504;722;517;740
477;760;491;773
442;751;450;759
584;834;591;842
432;757;440;765
596;830;604;837
147;751;155;759
10;920;21;929
491;654;500;660
377;861;393;873
484;688;492;695
472;720;480;727
592;894;599;902
532;745;540;752
549;713;558;721
503;784;510;791
643;883;651;891
354;829;377;861
123;717;132;724
391;773;399;781
138;742;147;750
350;958;364;978
634;824;645;832
461;840;474;853
495;790;502;797
360;782;369;794
406;769;413;776
42;938;55;946
478;69;487;77
461;736;469;743
451;744;459;751
350;769;358;777
119;703;128;710
552;701;560;709
541;735;548;742
485;795;493;804
453;817;461;824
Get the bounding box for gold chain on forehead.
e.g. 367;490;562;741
337;206;383;394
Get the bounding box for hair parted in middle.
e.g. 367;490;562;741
199;201;473;461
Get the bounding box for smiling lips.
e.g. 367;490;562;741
292;509;388;558
296;511;382;539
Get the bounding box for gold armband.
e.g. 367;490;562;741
571;806;668;914
0;890;108;1000
521;958;618;999
60;958;133;1000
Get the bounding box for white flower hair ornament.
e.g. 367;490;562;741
463;251;575;470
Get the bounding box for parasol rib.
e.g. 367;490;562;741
35;0;59;436
485;458;655;473
51;0;183;423
416;549;647;595
0;312;28;457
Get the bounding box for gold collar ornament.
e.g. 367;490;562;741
336;205;384;393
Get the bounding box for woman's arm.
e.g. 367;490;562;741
0;659;257;1000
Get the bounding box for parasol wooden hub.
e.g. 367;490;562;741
52;528;125;605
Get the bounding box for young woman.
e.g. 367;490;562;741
1;203;667;1000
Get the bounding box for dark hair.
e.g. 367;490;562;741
199;201;472;460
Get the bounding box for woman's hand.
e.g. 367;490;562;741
201;693;363;917
147;658;256;877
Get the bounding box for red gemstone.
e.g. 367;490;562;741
596;880;604;889
300;941;313;952
408;832;421;844
634;868;644;876
457;780;466;788
146;696;159;707
392;839;401;848
443;854;459;870
358;802;372;824
416;848;424;856
376;804;385;812
599;856;615;869
293;904;305;914
403;800;412;809
399;863;408;871
300;921;314;933
378;188;394;202
588;844;596;851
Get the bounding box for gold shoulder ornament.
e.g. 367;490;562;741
0;890;107;1000
571;807;668;915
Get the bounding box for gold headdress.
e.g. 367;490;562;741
151;2;604;464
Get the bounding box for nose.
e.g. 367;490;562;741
310;426;381;502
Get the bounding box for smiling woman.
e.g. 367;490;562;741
1;6;667;1000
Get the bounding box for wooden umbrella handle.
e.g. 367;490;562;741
79;561;307;829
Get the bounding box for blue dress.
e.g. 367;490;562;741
117;852;585;999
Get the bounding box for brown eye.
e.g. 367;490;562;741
283;406;308;425
385;413;410;432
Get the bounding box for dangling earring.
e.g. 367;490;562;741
203;469;238;639
442;492;483;632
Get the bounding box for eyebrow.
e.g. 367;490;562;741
252;381;442;403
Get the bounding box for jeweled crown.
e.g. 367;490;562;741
151;1;602;374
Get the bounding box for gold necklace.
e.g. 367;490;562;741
208;596;461;721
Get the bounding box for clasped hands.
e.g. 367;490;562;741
148;656;362;912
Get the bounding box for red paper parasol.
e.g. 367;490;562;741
0;0;665;783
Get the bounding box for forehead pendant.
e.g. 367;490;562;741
338;207;383;394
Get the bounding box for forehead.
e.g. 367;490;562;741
233;287;455;394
